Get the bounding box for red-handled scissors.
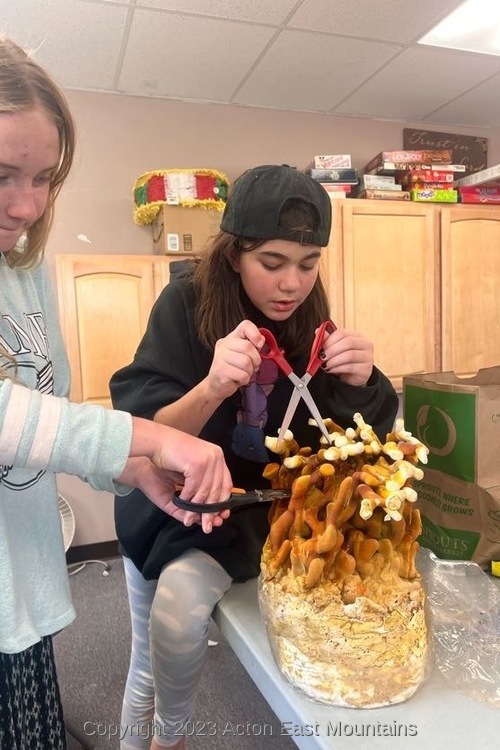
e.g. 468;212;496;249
259;320;337;445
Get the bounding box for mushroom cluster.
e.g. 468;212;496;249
258;413;431;708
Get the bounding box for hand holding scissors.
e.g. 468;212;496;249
207;320;264;400
259;321;337;445
318;327;374;386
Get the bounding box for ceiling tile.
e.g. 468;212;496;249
134;0;298;25
425;73;500;128
0;0;128;89
288;0;466;44
335;46;500;120
2;0;500;128
118;9;275;100
233;30;401;112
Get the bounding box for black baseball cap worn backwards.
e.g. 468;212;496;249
220;164;332;247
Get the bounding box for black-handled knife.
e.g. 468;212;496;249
173;489;291;514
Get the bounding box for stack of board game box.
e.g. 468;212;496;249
362;150;465;203
354;173;409;201
396;167;458;203
454;163;500;204
306;155;358;199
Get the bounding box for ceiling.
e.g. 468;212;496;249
2;0;500;129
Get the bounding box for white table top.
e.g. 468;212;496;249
213;577;499;750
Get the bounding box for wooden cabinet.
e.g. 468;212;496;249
56;204;500;403
440;206;500;376
56;254;170;407
324;201;500;390
325;201;440;391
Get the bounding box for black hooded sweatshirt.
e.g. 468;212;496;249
110;277;398;581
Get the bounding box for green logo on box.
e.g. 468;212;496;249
420;515;480;560
404;385;476;482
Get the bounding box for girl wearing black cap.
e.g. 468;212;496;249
110;165;398;750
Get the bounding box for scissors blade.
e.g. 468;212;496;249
173;489;291;514
277;388;302;444
278;373;331;445
298;384;332;443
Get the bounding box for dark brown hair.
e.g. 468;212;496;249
193;198;330;357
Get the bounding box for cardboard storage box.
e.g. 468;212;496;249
404;368;500;567
410;188;458;203
153;205;222;254
364;149;453;174
311;154;352;169
308;168;358;184
359;173;398;189
358;188;410;200
459;193;500;204
454;162;500;188
397;169;455;187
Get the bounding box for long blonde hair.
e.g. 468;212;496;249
0;37;76;379
0;36;75;269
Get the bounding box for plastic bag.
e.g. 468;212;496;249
418;547;500;706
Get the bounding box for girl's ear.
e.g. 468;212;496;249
227;247;240;273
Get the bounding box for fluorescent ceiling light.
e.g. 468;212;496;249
419;0;500;56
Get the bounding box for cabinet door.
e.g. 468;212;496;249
56;255;168;407
321;200;345;326
340;202;439;391
441;206;500;375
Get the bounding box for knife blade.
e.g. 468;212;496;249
172;488;291;514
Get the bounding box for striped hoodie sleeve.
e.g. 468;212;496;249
0;380;132;493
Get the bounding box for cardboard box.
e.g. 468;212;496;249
458;185;500;194
459;193;500;204
454;163;500;188
153;205;221;254
359;173;397;189
359;181;402;192
364;149;452;174
415;470;500;564
308;168;358;184
312;154;352;169
404;369;500;566
366;162;466;175
457;185;500;203
406;181;453;191
411;189;458;203
319;182;352;193
397;169;455;187
357;189;410;201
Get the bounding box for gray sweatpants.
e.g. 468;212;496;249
120;551;232;748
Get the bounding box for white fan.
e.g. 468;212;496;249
59;494;111;577
58;493;76;552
